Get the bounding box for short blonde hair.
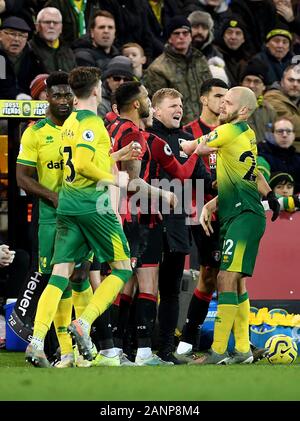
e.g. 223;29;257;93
152;88;183;107
121;42;145;57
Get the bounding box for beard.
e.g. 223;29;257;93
192;38;205;50
219;109;239;124
139;107;150;119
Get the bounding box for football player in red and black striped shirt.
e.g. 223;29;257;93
107;81;207;365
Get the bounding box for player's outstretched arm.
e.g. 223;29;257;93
181;138;217;156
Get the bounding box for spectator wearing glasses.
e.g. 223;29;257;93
258;117;300;193
44;0;91;45
144;16;211;125
0;16;44;99
29;7;76;73
98;55;135;118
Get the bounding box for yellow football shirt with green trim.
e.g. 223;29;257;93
204;121;265;222
17;118;63;223
58;109;113;215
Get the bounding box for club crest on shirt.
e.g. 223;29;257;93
207;130;218;143
163;143;173;156
212;250;221;262
82;130;94;141
209;152;217;168
178;138;188;158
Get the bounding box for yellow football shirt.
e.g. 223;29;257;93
17;118;63;223
204;121;265;222
58;110;113;215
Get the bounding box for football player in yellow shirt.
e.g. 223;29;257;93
25;67;139;367
16;71;102;367
181;87;280;364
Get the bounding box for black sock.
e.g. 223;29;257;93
158;251;185;355
92;308;114;351
113;293;132;349
181;290;212;346
136;293;157;348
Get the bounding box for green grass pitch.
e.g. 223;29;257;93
0;350;300;401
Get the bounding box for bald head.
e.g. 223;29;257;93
219;86;257;124
230;86;257;116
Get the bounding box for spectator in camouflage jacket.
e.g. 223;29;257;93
144;15;211;125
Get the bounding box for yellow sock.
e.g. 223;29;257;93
80;272;127;326
233;292;250;353
212;292;238;355
71;279;93;318
33;275;69;341
53;290;73;355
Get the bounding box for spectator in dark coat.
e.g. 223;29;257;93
29;7;76;73
0;16;44;99
258;117;300;193
253;24;294;85
95;0;154;62
98;55;135;117
144;0;181;59
215;15;254;86
44;0;102;45
73;10;119;71
230;0;300;54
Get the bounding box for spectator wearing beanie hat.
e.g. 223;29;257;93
0;16;44;99
98;55;135;118
188;10;223;60
144;15;211;124
230;0;300;54
215;15;254;86
30;74;49;100
253;23;294;85
181;0;231;40
241;60;277;144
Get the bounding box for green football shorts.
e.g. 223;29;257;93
219;211;266;276
51;210;130;265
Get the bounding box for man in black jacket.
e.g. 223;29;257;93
73;10;119;72
149;87;211;363
0;16;44;99
29;7;76;73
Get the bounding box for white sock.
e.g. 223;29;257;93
30;336;44;351
114;347;123;356
176;341;193;355
100;348;118;358
61;353;74;361
136;347;152;359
